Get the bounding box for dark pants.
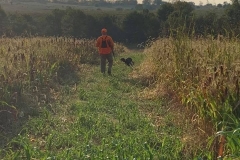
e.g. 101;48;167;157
100;53;113;74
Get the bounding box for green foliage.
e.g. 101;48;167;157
142;0;151;6
135;4;143;10
140;32;240;158
225;0;240;35
194;11;219;36
1;1;240;43
173;1;194;16
61;8;87;37
152;0;162;6
166;2;194;33
7;14;37;36
210;116;240;159
0;5;7;35
45;9;65;36
143;11;160;39
97;14;125;41
122;11;145;42
157;2;174;22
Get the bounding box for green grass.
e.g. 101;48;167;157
0;52;199;159
0;1;96;14
0;1;135;14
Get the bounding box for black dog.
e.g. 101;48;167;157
120;58;134;67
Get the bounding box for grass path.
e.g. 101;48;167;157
1;52;200;159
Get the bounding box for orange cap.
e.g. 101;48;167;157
101;28;107;33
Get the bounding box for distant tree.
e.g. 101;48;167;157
143;11;160;38
84;15;101;38
223;1;230;7
173;1;194;16
7;14;37;36
142;0;152;6
217;3;223;7
205;3;213;7
135;4;143;10
166;1;194;36
122;11;147;43
97;15;122;40
153;0;162;6
157;2;174;22
194;15;205;36
223;1;228;4
215;15;228;35
195;11;218;36
0;5;7;35
143;9;149;14
226;0;240;22
45;9;65;36
61;8;86;37
128;0;137;5
195;11;230;37
225;0;240;34
188;2;195;6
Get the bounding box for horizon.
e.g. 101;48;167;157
138;0;231;5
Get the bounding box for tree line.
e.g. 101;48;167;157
11;0;162;7
0;0;240;44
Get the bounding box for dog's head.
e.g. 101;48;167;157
120;58;125;62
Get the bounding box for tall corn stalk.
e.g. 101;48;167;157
139;28;240;158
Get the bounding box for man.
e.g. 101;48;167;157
96;28;114;75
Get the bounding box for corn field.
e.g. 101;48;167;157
0;36;124;131
140;33;240;158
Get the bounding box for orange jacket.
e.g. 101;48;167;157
96;35;114;54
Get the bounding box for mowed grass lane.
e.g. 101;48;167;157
1;52;188;160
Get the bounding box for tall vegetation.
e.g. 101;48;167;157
0;5;7;35
139;30;240;158
0;36;124;129
225;0;240;36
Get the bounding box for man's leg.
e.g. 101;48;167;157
106;53;113;75
100;54;107;74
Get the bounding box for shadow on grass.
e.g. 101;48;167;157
0;64;81;151
57;61;81;85
122;43;144;52
121;76;150;88
109;71;150;92
0;99;40;149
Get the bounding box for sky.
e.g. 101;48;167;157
138;0;231;5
